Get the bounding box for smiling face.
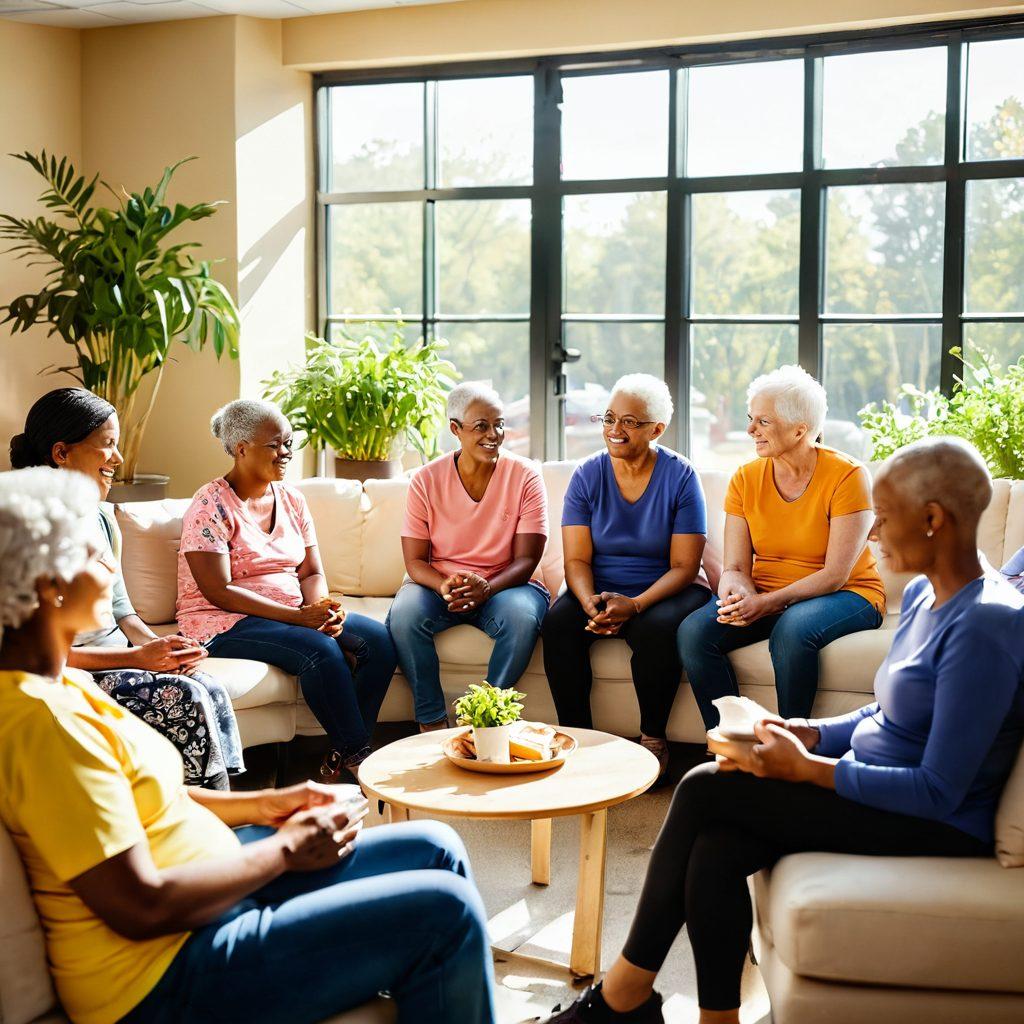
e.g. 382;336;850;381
237;418;293;483
603;391;664;461
746;395;808;460
52;414;123;500
868;473;938;575
450;398;505;465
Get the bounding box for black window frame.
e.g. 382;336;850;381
315;15;1024;461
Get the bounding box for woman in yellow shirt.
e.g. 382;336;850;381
678;366;885;728
0;467;495;1024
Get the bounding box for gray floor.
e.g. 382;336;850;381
240;733;772;1024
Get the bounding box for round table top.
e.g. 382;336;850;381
358;727;660;820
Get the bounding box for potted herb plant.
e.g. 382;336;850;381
0;151;240;498
453;683;525;764
261;322;458;480
858;349;1024;479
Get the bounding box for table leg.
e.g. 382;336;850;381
531;818;552;886
569;808;607;979
385;803;410;824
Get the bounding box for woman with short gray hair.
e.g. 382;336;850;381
177;399;397;780
678;365;885;729
387;381;549;730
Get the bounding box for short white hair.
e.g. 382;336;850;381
610;374;673;426
747;365;827;437
210;399;289;457
877;436;993;526
0;468;99;631
446;382;502;422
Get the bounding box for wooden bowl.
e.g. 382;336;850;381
441;728;578;775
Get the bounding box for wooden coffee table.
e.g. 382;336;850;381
358;726;659;979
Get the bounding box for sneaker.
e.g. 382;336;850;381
535;983;664;1023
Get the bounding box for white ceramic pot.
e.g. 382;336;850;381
472;724;514;764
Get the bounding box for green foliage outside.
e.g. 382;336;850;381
0;152;240;481
859;350;1024;479
453;683;525;729
261;322;459;462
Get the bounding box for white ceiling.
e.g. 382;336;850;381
0;0;463;28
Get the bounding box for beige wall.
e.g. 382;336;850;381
0;22;82;468
282;0;1024;69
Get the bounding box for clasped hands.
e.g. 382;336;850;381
295;596;347;637
441;572;490;613
583;592;640;635
707;717;824;783
716;588;776;627
256;780;369;872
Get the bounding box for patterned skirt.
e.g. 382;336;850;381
92;669;245;789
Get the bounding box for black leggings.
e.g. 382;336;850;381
541;585;712;738
622;762;990;1010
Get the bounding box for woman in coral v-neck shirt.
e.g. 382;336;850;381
678;366;884;729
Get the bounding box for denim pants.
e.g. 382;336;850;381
677;589;883;729
386;582;549;724
119;820;496;1024
206;614;396;757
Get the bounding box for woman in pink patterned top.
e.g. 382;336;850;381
177;400;396;780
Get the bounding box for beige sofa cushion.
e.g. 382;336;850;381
996;743;1024;868
761;852;1024;992
0;821;58;1024
360;480;411;597
296;479;364;595
115;499;190;624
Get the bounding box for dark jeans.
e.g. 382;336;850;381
677;590;883;729
119;821;495;1024
206;613;396;757
622;763;989;1011
541;585;712;738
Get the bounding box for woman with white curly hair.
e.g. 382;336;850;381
542;373;712;779
0;467;496;1024
177;399;397;781
678;365;885;730
387;381;549;730
10;387;242;789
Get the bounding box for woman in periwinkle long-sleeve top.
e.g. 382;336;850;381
541;436;1024;1024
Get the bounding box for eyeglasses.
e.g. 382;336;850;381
451;419;505;434
591;414;655;430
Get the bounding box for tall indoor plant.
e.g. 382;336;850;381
262;322;458;479
0;151;240;489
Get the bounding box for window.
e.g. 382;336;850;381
318;22;1024;464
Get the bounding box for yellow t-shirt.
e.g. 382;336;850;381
724;447;886;614
0;669;241;1024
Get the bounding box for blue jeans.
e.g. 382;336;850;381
206;613;396;757
386;582;548;724
677;590;883;729
119;820;496;1024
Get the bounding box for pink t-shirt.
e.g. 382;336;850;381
403;451;549;591
176;478;317;643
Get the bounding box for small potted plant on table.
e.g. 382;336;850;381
453;683;525;765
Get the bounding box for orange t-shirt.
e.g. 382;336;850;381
724;447;885;614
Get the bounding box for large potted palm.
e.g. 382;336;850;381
262;322;457;479
1;151;240;498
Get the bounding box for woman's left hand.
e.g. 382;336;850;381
318;600;346;638
585;592;638;635
446;572;490;613
255;780;363;827
716;591;774;626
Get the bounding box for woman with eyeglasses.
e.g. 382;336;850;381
10;387;243;789
177;400;397;781
386;382;549;731
541;374;712;780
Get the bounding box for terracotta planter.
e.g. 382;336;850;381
334;458;402;481
107;474;170;503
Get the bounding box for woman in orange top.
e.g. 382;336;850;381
678;366;884;728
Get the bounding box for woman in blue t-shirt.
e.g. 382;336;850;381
541;375;712;778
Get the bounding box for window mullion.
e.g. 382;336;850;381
798;52;824;381
941;34;966;395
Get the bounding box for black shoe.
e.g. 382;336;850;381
535;983;664;1023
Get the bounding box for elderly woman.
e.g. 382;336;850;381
678;365;885;729
387;382;549;730
542;437;1024;1024
10;388;242;789
0;467;495;1024
177;399;397;780
541;374;712;776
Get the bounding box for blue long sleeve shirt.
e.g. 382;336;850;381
813;572;1024;842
